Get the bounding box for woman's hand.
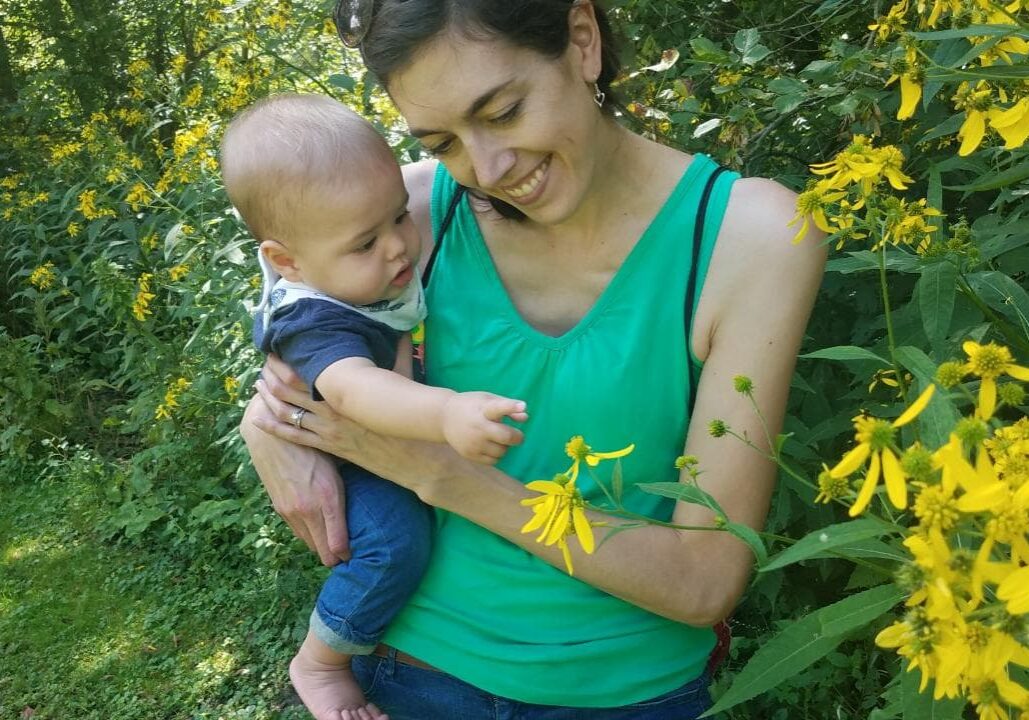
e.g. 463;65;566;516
240;358;350;566
252;355;454;505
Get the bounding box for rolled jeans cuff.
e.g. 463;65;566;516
310;609;377;656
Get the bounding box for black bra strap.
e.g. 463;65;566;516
686;167;727;418
422;185;466;289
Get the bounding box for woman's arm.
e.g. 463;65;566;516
252;180;826;625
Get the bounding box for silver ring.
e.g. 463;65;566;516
289;407;307;429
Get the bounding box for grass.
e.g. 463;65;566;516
0;455;323;719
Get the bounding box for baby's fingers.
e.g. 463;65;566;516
482;396;528;423
485;420;524;447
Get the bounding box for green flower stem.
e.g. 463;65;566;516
879;243;910;407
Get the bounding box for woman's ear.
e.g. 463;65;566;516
260;239;304;282
567;0;603;84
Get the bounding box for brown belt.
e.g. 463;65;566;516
372;643;439;672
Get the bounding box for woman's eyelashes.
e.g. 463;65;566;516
422;101;523;156
490;101;522;126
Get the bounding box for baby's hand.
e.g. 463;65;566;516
442;392;528;464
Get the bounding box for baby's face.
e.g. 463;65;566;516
289;157;420;306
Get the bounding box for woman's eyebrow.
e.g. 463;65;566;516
408;80;514;138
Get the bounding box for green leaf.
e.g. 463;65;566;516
704;585;903;716
917;261;958;348
725;521;767;566
947;158;1029;191
927;64;1029;81
761;519;894;572
908;24;1029;40
800;346;890;365
733;28;771;65
637;481;725;516
690;36;730;63
328;73;356;92
611;458;623;505
918;113;965;145
967;270;1029;331
900;665;966;719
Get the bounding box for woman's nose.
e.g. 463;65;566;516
466;134;516;190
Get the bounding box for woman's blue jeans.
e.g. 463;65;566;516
352;647;713;720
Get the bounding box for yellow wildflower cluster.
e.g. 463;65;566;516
28;262;57;290
182;85;203;108
168;264;189;282
140;232;159;252
51;142;83;162
170;53;188;75
126;58;150;76
126;183;152;211
520;436;634;575
77;189;116;220
224;376;240;401
792;136;941;251
132;272;156;322
114;108;148;127
871;1;1029;154
67;222;81;237
823;342;1029;718
155;378;191;420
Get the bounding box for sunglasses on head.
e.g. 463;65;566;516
333;0;375;48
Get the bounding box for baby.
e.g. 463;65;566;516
221;93;528;720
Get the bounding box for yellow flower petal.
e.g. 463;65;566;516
997;565;1029;614
559;538;575;575
898;74;922;120
956;482;1007;513
1007;364;1029;382
978;376;997;420
573;506;595;554
958;110;987;157
544;504;571;546
525;480;566;493
893;384;935;427
881;447;907;509
831;442;871;479
849;451;881;516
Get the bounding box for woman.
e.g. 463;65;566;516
244;1;826;717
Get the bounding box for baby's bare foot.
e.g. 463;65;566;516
290;633;388;720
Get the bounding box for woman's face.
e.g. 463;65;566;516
387;11;605;225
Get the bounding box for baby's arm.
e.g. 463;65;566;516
315;358;528;465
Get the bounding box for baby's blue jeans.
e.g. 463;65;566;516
309;464;433;655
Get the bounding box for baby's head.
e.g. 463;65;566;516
221;93;420;306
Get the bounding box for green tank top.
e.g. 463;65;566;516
384;154;738;707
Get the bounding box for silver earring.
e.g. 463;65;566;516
593;82;605;108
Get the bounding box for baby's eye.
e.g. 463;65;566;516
356;237;376;253
395;209;410;225
490;101;522;125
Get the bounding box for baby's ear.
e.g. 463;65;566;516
260;239;303;282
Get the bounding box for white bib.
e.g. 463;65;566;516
256;252;427;333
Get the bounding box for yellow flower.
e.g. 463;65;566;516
28;262;57;290
133;272;156;322
830;384;936;515
127;58;150;76
77;189;115;220
126;183;152;212
520;473;595;575
996;565;1029;614
224;376;240;400
168;264;189;282
155;377;191;420
169;53;187;75
790;182;844;243
182;85;203;108
962;341;1029;420
987;97;1029;151
66;222;81;237
563;435;635;483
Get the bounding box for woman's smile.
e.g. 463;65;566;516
502;154;552;204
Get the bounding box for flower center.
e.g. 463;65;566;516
856;417;895;451
967;343;1012;379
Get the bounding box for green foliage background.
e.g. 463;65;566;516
1;0;1026;717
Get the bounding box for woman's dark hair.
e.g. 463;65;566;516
358;0;623;219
